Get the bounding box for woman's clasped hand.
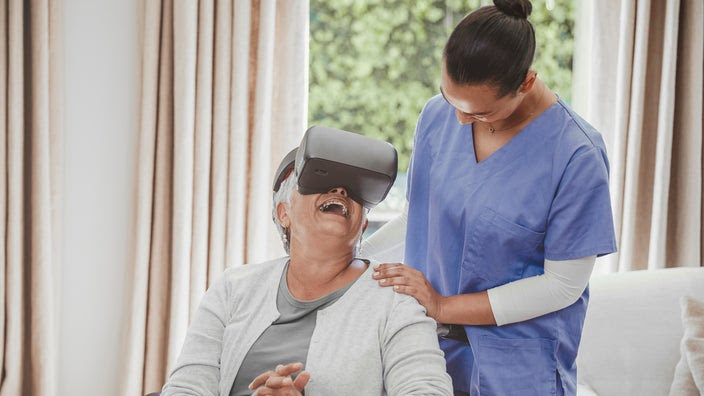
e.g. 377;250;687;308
249;363;309;396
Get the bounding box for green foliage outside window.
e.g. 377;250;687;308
309;0;575;171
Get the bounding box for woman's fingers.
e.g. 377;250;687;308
249;363;305;392
252;387;273;396
252;374;304;396
374;263;426;300
373;262;443;320
250;371;276;390
265;375;293;388
252;387;299;396
374;263;411;281
292;370;311;390
275;362;303;377
373;263;407;275
373;263;423;288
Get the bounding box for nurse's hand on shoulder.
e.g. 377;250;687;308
249;362;310;396
373;263;444;320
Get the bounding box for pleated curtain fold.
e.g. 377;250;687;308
119;1;309;394
0;1;62;395
573;0;704;272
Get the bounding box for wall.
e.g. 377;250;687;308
61;0;137;394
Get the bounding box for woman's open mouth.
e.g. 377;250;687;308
318;199;349;217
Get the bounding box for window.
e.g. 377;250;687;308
309;0;575;235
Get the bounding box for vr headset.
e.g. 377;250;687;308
273;126;398;208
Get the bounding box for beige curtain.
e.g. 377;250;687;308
0;1;62;396
119;1;309;394
573;0;703;273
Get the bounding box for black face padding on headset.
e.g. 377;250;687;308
272;126;398;209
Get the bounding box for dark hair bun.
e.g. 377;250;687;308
493;0;532;19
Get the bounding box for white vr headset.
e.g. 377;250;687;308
273;126;398;209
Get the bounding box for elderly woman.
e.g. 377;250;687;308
161;136;452;395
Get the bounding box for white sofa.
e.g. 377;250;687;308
576;266;704;396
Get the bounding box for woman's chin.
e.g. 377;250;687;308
302;228;356;248
315;215;358;232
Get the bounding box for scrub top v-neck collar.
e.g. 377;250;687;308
467;100;560;169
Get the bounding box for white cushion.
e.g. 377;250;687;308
577;267;704;396
576;383;599;396
669;296;704;395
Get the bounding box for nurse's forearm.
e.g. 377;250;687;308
486;255;595;326
434;255;595;326
436;291;497;326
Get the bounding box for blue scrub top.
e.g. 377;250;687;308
405;94;617;395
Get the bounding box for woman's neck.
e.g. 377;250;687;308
286;243;366;301
500;80;554;128
521;79;555;117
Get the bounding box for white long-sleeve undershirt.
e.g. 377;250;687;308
487;255;595;326
361;204;595;326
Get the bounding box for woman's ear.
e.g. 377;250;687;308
519;70;538;93
276;202;291;228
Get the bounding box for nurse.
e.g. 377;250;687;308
368;0;617;395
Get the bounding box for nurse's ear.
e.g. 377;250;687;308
518;70;538;94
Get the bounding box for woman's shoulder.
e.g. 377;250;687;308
551;99;608;154
219;257;287;286
414;94;456;140
530;99;610;176
419;94;454;123
422;94;449;113
346;259;424;308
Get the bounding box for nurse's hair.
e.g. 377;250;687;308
443;0;536;98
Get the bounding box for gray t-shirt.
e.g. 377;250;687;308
230;260;360;395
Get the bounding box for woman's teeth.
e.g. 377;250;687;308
319;200;349;217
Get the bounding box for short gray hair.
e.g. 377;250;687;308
271;175;369;255
272;173;297;254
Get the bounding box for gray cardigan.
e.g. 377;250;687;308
161;257;453;396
